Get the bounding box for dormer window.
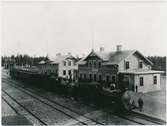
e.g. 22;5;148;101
98;62;101;68
89;61;92;67
125;61;129;69
139;61;143;68
64;61;66;66
68;61;71;66
94;61;97;68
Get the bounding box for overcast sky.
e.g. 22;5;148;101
1;1;167;57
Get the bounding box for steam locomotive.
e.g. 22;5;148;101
9;66;136;112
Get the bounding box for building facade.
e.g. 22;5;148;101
78;45;162;93
38;54;78;81
38;60;58;76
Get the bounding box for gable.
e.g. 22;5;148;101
84;51;102;61
133;51;153;65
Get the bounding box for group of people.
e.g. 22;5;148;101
131;97;144;112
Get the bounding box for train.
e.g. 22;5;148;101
9;66;136;112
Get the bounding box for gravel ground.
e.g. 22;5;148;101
2;83;75;125
2;99;17;117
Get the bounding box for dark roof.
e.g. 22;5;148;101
49;54;77;64
96;50;136;64
76;57;86;65
79;49;152;65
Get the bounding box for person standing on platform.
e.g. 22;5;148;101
138;97;144;112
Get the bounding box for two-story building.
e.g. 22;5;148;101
51;54;78;80
78;45;162;93
38;53;78;81
37;60;58;76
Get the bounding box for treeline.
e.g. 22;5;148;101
147;56;166;72
1;54;49;66
2;55;166;72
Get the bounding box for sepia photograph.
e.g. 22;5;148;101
1;0;167;125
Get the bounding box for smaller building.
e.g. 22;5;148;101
119;70;162;93
38;60;58;76
38;53;78;81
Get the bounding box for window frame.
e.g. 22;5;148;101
112;75;116;83
139;77;144;86
139;61;143;69
106;75;110;82
63;61;66;66
63;70;66;75
84;74;86;80
99;74;102;82
94;74;97;81
68;70;71;75
125;61;129;69
89;60;92;68
89;74;92;81
94;61;97;68
80;73;82;79
98;62;101;68
153;75;157;84
68;61;71;66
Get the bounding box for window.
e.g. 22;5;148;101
80;74;82;79
106;76;110;82
125;61;129;69
68;61;71;66
153;76;157;84
89;61;92;67
84;74;86;80
64;61;66;66
89;74;92;81
98;62;101;68
112;76;116;83
140;77;144;86
139;61;143;68
99;75;102;82
63;70;66;75
94;61;96;68
94;74;97;81
68;70;71;75
86;62;88;67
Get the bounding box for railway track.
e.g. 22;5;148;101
130;111;166;125
113;112;165;125
2;77;166;125
2;90;47;125
2;78;104;125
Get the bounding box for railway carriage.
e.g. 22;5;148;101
9;66;136;112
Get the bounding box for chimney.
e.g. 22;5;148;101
56;53;61;56
100;47;104;52
116;45;122;52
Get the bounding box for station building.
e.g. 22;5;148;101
38;53;78;81
78;45;162;93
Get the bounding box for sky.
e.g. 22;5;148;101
1;1;167;57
